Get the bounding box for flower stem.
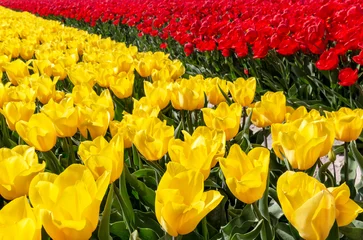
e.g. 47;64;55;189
241;106;247;130
186;111;193;134
42;151;63;174
344;142;349;183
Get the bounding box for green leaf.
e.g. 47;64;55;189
98;185;113;240
132;169;156;179
350;141;363;172
218;84;232;105
138;228;159;240
125;167;156;210
230;219;264;240
135;210;164;237
326;221;339;240
340;220;363;239
110;221;130;239
275;223;296;240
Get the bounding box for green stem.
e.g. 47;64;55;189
263;128;268;148
344;142;349;183
146;160;165;176
241;106;247;130
113;183;132;234
42;151;63;174
181;110;186;132
202;217;208;240
252;202;263;220
186;111;193;134
0;115;11;148
65;137;75;165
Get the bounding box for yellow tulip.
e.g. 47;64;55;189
0;101;35;131
325;107;363;142
156;162;223;237
219;145;270;204
109;119;133;148
0;196;41;240
285;106;323;122
271;118;335;170
227;77;256;106
0;145;45;200
135;57;155;77
20;42;35;60
116;54;134;73
204;77;229;105
144;80;172;109
81;89;115;120
4;59;30;85
77;105;110;139
328;183;363;227
78;134;124;183
15;113;57;152
132;117;174;161
41;98;78;137
250;91;286;128
31;60;53;77
202;102;242;140
30;75;64;104
0;82;9;108
29;164;110;240
67;84;93;106
168;126;225;180
109;71;134;99
6;84;37;103
0;55;11;72
277;171;335;240
170;78;205;110
67;63;95;87
132;97;161;118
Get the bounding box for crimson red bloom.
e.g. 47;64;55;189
353;50;363;65
184;43;194;56
338;68;358;86
316;50;339;71
160;42;168;49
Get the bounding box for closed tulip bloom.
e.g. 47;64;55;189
285;106;322;122
325;107;363;142
0;82;10;108
131;97;161;118
0;101;35;131
168;127;226;179
4;59;30;85
78;134;124;183
250;91;286;128
0;146;45;200
219;145;270;204
202;102;242;140
204;77;229;105
32;60;53;77
133;117;174;161
29;164;110;240
82;89;115;120
67;63;95;87
30;75;64;104
116;54;134;73
15;113;57;152
227;77;256;106
109;120;133;148
136;57;155;77
41;98;78;137
0;196;41;240
328;183;363;227
7;84;37;103
77;105;110;139
156;162;223;237
144;81;172;109
277;171;335;240
271;118;335;170
109;71;134;99
171;78;205;111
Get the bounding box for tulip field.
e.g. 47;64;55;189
1;0;363;239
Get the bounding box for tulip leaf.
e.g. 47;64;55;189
230;219;263;240
218;84;232;105
130;228;159;240
132;169;156;179
350;141;363;173
134;210;164;237
125;166;156;210
110;221;130;239
326;221;339;240
275;223;295;240
340;220;363;239
132;145;141;169
98;185;114;240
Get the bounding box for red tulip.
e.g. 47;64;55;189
338;68;359;86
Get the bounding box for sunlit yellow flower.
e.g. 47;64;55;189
219;145;270;204
325;107;363;142
131;97;161;118
144;81;172;109
156;162;223;237
6;84;36;103
0;101;35;131
109;71;135;99
77;105;110;139
4;59;30;85
277;171;335;240
109;119;133;148
15;113;57;152
227;77;256;106
41;98;78;137
79;134;124;183
0;196;41;240
202;102;242;140
30;75;64;104
168;127;225;179
204;77;229;105
29;164;110;240
67;63;95;87
171;78;205;110
249;91;286;128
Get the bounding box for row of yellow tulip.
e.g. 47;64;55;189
0;6;363;240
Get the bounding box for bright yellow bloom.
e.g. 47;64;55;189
15;113;57;152
271;118;335;170
156;162;223;237
132;117;174;161
202;102;242;140
77;105;110;139
135;57;155;77
328;183;363;227
6;84;36;103
0;82;10;108
204;77;229;106
0;196;41;240
285;106;322;122
0;101;35;131
81;89;115;120
131;97;161;118
4;59;30;85
227;77;256;106
0;145;45;200
67;63;96;87
29;164;110;240
171;78;205;110
168;127;225;179
219;145;270;204
325;107;363;142
116;54;134;73
78;134;124;183
250;91;286;128
109;71;134;99
30;75;64;104
144;80;172;109
277;171;335;240
41;98;78;137
31;60;53;77
109;119;133;148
